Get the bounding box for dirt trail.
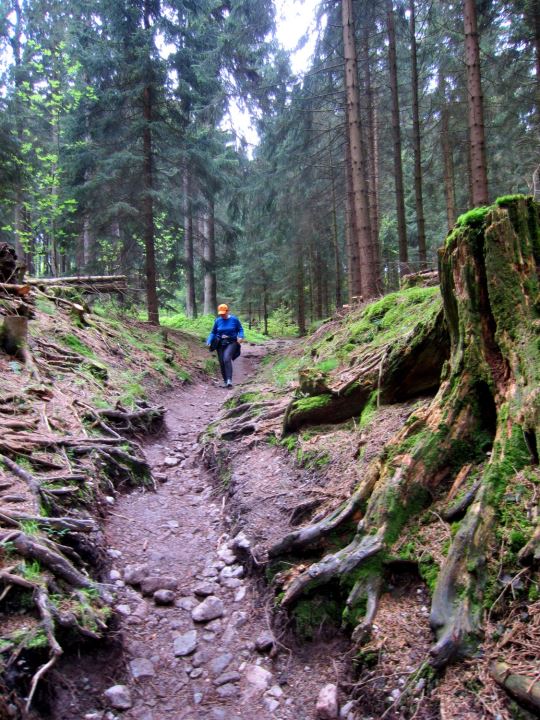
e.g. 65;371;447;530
49;346;348;720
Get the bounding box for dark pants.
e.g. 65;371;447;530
217;341;239;382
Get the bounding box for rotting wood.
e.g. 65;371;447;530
490;661;540;714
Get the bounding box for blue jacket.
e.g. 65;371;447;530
207;315;245;345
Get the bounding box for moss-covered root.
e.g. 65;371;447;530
280;530;384;608
429;485;490;667
268;463;380;558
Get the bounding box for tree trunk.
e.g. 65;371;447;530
295;238;306;336
183;169;197;318
464;0;489;206
386;0;408;275
361;13;380;272
439;74;457;231
409;0;427;267
329;137;343;308
344;121;362;301
203;197;217;315
141;3;159;325
342;0;377;299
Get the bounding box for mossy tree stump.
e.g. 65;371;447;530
270;196;539;673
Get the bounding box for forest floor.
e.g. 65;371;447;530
47;344;352;720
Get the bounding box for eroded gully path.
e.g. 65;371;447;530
52;346;347;720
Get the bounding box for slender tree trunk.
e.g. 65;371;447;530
439;73;457;231
361;13;380;273
141;3;159;324
386;0;408;275
263;283;269;336
344;118;362;301
203;196;217;315
329;141;343;308
295;238;306;335
409;0;427;268
183;170;197;318
342;0;377;298
464;0;489;206
315;247;323;319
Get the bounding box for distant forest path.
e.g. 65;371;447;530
49;343;344;720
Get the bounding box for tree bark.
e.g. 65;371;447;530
141;2;159;325
295;238;306;335
183;169;197;318
464;0;489;206
409;0;427;267
344;120;362;300
361;13;380;272
439;73;457;231
386;0;408;274
342;0;377;299
203;196;217;315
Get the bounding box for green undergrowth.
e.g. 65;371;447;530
160;312;268;343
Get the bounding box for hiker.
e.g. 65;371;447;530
207;304;245;388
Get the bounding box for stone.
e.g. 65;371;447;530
215;671;241;686
190;668;204;679
217;547;236;565
219;565;244;580
234;587;247;602
244;664;273;697
153;589;175;605
200;566;219;578
230;611;247;628
173;630;198;656
193;692;203;705
84;714;104;720
255;631;275;653
109;570;121;581
264;697;280;712
133;602;149;618
316;684;339;720
176;597;196;611
104;685;132;710
129;658;155;680
203;632;216;641
210;653;233;676
193;582;219;597
116;604;131;616
191;596;224;623
210;710;228;720
216;683;239;698
123;564;149;585
220;577;242;590
340;701;355;719
231;531;251;552
108;549;122;559
164;456;179;467
140;576;178;596
192;648;212;667
267;685;284;698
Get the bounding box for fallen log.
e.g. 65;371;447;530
27;275;127;295
490;661;540;714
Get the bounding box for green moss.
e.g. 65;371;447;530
289;394;332;417
358;391;378;430
456;206;490;228
60;333;95;357
494;194;529;207
419;556;439;594
385;485;432;545
315;358;338;373
292;597;342;640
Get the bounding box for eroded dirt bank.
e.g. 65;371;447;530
48;345;349;720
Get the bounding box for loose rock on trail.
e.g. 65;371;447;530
49;345;349;720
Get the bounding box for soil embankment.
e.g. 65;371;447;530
49;345;349;720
